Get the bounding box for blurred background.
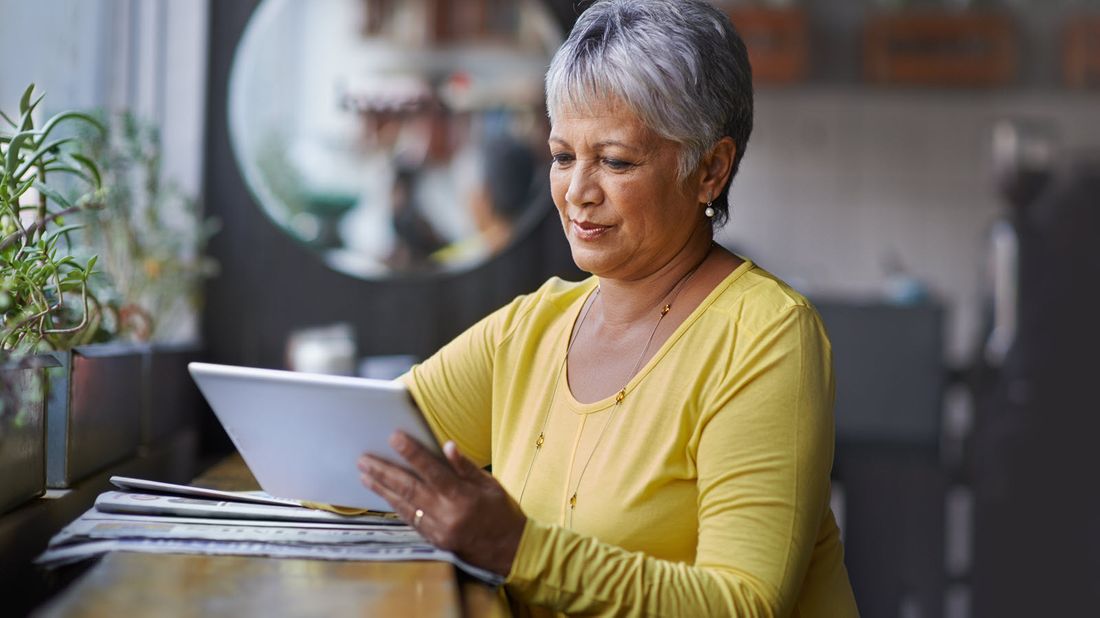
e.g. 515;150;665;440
2;0;1099;616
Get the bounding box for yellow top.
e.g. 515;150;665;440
404;260;859;617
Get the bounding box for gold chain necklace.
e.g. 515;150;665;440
516;251;709;526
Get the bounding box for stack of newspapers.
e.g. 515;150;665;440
36;477;502;585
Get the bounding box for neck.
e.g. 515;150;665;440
595;229;714;327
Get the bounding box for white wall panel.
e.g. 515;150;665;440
721;88;1100;364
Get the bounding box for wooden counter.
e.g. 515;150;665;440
33;454;507;617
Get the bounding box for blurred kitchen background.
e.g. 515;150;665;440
3;0;1099;616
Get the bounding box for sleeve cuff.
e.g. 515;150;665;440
505;517;553;587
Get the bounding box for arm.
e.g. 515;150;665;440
503;306;835;616
367;306;838;615
401;291;540;467
360;294;538;575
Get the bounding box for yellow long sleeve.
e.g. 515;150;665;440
405;261;858;617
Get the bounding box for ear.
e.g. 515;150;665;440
695;137;737;204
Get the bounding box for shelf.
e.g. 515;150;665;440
864;11;1017;87
1064;15;1100;89
722;3;1100;91
0;429;197;613
726;7;811;84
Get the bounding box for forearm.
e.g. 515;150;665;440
506;519;780;618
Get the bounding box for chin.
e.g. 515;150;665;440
568;242;618;276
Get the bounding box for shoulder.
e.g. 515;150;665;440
503;276;594;321
707;261;823;337
485;276;596;345
528;276;597;311
687;262;834;425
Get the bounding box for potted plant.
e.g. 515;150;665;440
77;111;219;448
1;84;106;509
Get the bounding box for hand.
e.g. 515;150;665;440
358;432;527;577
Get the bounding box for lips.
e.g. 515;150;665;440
570;219;612;241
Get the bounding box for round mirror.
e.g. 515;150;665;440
229;0;561;277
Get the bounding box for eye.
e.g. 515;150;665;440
551;152;575;166
602;158;635;171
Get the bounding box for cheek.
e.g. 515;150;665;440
549;170;569;212
621;181;689;237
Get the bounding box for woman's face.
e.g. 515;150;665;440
548;101;705;280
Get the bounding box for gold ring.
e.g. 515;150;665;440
413;508;424;527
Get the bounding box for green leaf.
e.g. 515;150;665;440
12;137;78;182
4;130;38;181
17;84;35;115
68;153;102;188
33;181;75;210
38;111;105;143
41;165;95;184
86;255;98;272
12;176;35;200
38;159;100;189
19;93;45;133
0;110;17;129
44;223;84;239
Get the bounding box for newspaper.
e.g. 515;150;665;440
47;511;424;547
52;509;404;531
110;475;304;508
94;491;401;525
36;485;505;586
36;538;452;568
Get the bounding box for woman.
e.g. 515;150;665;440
359;1;858;615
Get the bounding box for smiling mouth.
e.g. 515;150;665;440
570;219;612;241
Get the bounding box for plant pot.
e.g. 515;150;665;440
143;342;205;446
0;356;56;515
45;343;147;488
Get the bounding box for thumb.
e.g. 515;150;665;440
443;441;482;479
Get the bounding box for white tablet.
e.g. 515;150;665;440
188;362;439;511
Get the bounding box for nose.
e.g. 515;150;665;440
563;162;601;208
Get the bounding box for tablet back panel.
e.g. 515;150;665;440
188;362;438;511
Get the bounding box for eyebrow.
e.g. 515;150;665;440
547;137;641;152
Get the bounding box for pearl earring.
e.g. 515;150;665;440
704;201;715;218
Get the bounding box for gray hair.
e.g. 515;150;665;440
545;0;754;225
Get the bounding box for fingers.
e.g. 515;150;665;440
358;454;423;505
389;432;453;490
443;441;482;479
361;440;526;574
362;470;420;526
359;457;445;547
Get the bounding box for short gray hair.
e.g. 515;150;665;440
545;0;754;225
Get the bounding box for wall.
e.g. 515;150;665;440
201;0;582;375
0;0;210;342
202;0;1100;370
0;0;208;200
720;87;1100;364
